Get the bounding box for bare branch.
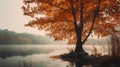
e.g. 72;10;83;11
82;0;101;44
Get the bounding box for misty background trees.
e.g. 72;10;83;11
0;29;66;44
0;29;108;45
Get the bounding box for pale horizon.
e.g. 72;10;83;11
0;0;45;36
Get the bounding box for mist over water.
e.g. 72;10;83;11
0;45;108;67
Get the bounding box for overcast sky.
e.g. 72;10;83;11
0;0;45;35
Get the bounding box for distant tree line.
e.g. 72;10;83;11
0;29;45;44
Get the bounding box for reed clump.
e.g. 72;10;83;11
18;61;32;67
109;32;120;57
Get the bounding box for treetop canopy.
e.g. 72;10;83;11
22;0;120;44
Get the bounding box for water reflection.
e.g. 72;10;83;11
0;45;111;67
0;54;69;67
66;62;88;67
65;58;120;67
75;62;83;67
65;61;86;67
0;45;71;59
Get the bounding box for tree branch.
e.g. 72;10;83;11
82;0;101;44
79;0;84;40
68;0;78;33
42;1;71;13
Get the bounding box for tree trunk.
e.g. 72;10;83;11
75;40;84;53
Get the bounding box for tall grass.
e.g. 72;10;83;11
109;32;120;57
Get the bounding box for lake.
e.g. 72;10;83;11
0;45;109;67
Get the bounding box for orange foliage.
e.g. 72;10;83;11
22;0;120;44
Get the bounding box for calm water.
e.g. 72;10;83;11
0;45;108;67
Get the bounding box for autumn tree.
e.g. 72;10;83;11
22;0;120;53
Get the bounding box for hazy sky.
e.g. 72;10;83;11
0;0;45;35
